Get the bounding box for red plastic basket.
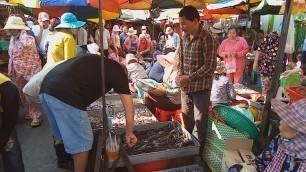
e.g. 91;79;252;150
286;86;306;103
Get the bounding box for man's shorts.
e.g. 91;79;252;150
39;93;93;154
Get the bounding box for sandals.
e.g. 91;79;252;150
31;118;41;128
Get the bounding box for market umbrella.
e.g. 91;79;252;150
119;0;205;10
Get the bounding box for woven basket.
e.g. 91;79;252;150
212;105;259;141
203;119;249;172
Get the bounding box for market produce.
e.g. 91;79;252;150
122;123;194;155
89;107;157;129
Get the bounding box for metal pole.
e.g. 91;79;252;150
94;0;109;171
258;0;293;150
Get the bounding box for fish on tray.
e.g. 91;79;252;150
122;123;194;155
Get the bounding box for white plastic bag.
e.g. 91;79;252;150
225;59;236;74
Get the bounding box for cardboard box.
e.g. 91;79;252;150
222;138;255;172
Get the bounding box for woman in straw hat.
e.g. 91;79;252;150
45;13;85;68
230;98;306;172
123;27;139;54
144;52;181;114
4;15;42;127
210;58;236;105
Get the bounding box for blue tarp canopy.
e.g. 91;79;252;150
40;0;87;6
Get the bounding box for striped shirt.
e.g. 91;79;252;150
179;24;218;93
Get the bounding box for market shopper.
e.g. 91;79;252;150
219;26;249;84
123;27;139;54
120;26;129;48
45;13;85;68
209;23;225;44
94;19;110;57
31;12;51;67
164;26;180;54
177;6;218;150
253;24;286;99
39;54;137;172
0;73;25;172
229;98;306;172
144;52;181;114
110;25;121;53
138;35;151;58
139;25;151;41
4;16;42;127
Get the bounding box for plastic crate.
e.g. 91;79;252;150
286;86;306;104
280;73;301;89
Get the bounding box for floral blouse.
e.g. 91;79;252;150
257;31;286;78
8;30;41;81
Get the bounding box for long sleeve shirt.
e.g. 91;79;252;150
165;32;180;51
179;24;218;93
210;75;236;104
218;37;249;70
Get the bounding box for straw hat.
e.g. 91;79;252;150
4;16;29;30
55;13;85;29
126;53;138;64
112;25;121;32
210;23;224;34
157;52;178;68
127;27;137;36
165;27;173;34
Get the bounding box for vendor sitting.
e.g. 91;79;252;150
229;98;306;172
144;52;181;114
210;58;236;105
126;53;147;93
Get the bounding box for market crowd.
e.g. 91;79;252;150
0;5;306;172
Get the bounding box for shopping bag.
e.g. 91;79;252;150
225;59;236;74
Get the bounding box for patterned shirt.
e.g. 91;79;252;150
257;31;286;77
229;137;306;172
8;30;41;81
210;75;236;104
179;24;218;93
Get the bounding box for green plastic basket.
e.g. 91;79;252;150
203;119;250;172
203;139;223;172
280;73;301;89
212;105;259;141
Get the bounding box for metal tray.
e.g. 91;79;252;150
112;121;200;167
136;79;157;93
154;164;204;172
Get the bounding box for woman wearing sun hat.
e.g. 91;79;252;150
110;25;121;53
230;98;306;172
45;13;85;68
123;27;139;54
144;52;181;114
4;15;42;127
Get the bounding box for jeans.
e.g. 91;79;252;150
180;89;211;146
0;130;25;172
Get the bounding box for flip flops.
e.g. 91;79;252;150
31;118;41;128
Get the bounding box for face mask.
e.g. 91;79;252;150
13;32;21;39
